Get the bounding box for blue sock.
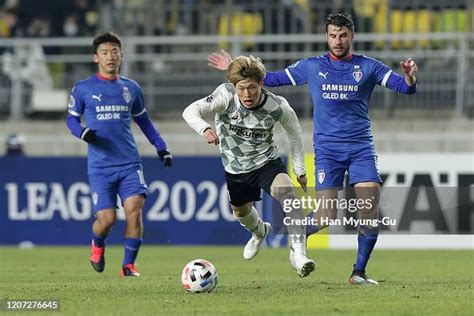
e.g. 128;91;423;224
305;211;320;236
92;232;107;247
123;237;143;267
354;225;379;272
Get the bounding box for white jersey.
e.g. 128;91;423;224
183;83;305;175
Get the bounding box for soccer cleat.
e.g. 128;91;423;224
90;240;105;273
348;270;379;285
120;264;140;277
243;222;272;260
289;246;316;278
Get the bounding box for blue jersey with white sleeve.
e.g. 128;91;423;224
265;53;416;152
68;74;146;174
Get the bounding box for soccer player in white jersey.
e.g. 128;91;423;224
66;32;173;277
183;56;315;277
208;13;418;285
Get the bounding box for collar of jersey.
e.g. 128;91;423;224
328;52;353;61
96;72;119;81
237;90;268;112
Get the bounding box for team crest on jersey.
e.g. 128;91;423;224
263;116;274;127
123;87;132;103
317;170;325;184
92;192;98;206
353;65;363;82
68;95;75;108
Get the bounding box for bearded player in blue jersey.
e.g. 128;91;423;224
208;13;418;285
66;32;173;277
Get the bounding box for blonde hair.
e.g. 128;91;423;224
226;55;266;85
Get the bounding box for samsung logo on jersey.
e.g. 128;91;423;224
95;105;129;112
229;125;268;139
322;84;359;92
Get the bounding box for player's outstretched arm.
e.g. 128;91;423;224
207;49;232;71
207;50;294;88
379;58;417;95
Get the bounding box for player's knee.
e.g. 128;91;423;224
232;204;251;218
270;174;294;199
360;201;379;220
232;209;248;218
96;211;117;228
125;207;142;220
272;186;297;206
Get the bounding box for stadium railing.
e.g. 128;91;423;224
0;32;472;120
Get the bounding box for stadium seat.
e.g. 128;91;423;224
416;6;432;48
390;5;402;49
218;11;263;51
402;8;415;49
455;5;468;33
372;0;388;49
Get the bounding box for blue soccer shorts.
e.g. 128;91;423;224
88;166;149;213
315;147;381;191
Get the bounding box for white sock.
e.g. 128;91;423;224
283;193;307;257
236;207;264;238
290;234;307;256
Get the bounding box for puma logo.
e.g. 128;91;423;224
92;94;102;102
319;72;328;80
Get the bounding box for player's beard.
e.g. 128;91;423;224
330;45;351;59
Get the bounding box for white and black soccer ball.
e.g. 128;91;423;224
181;259;218;293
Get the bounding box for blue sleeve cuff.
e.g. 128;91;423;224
134;112;167;151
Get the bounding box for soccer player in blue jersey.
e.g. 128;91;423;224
208;12;418;285
66;31;173;277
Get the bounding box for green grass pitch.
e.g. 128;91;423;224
1;246;472;315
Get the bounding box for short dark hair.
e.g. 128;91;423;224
93;31;122;53
325;13;354;33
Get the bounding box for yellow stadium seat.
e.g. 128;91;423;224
402;9;416;49
373;0;388;49
218;11;263;51
440;7;456;33
390;9;403;49
431;7;442;48
455;7;468;32
417;8;432;48
0;19;10;37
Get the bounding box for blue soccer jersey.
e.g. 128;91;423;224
68;74;146;173
264;53;416;189
265;53;416;151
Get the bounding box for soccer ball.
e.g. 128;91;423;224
181;259;218;293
